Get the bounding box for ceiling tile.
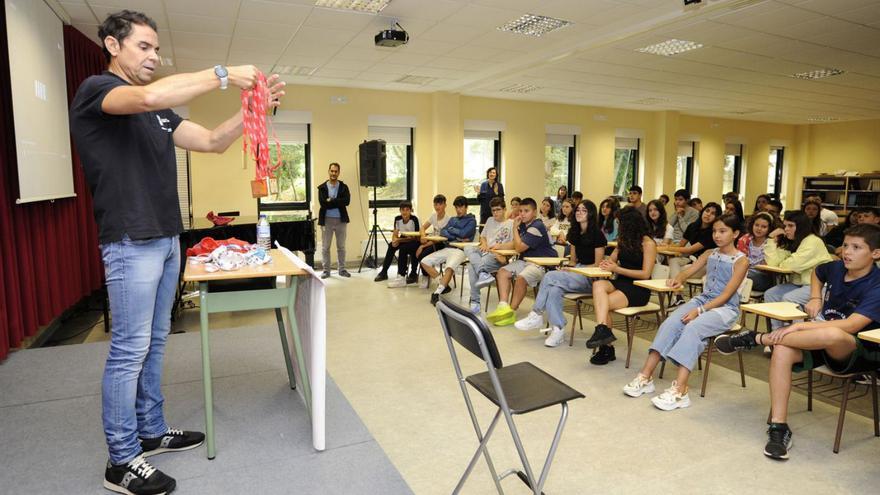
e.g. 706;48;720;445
171;31;231;60
233;19;296;41
305;7;376;30
59;2;99;24
381;0;467;22
165;0;240;18
313;67;361;79
167;14;236;36
237;0;312;25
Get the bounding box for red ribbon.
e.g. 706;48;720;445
241;71;281;181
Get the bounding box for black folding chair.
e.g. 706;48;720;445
436;300;584;494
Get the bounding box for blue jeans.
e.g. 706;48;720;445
650;297;738;371
747;268;774;292
533;269;593;329
465;247;502;305
764;283;811;330
101;235;180;464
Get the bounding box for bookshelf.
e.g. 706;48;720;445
802;175;880;218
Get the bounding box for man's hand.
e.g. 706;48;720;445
266;74;285;109
227;65;259;90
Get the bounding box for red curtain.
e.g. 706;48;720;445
0;15;105;361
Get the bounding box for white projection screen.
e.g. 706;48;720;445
5;0;75;204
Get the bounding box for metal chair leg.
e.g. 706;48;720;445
568;301;579;347
872;372;879;437
454;409;504;495
834;378;853;453
808;370;813;412
274;308;296;390
659;360;666;379
737;351;746;388
701;339;713;397
625;317;634;368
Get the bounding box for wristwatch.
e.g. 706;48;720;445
214;65;228;90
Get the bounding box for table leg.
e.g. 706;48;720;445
659;292;668;319
286;277;313;411
275;308;297;390
198;282;216;460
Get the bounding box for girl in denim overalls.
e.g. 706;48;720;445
622;215;749;411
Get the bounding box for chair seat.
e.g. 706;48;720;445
686;278;703;285
563;293;591;301
613;302;661;317
466;362;584;414
813;365;864;379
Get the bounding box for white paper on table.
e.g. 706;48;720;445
277;244;326;451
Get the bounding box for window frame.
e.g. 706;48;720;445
369;127;414;211
464;131;501;206
723;144;743;195
770;147;784;198
676;142;695;194
257;123;312;213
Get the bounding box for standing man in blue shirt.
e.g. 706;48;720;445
318;162;351;278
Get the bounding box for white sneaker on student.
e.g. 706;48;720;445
544;327;566;347
387;276;407;288
514;311;544;331
651;381;691;411
418;275;430;289
470;302;482;314
623;374;655;397
474;272;495;289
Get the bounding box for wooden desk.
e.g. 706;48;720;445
607;241;618;248
450;241;479;249
741;302;807;333
184;249;315;459
491;249;519;257
569;266;613;278
858;329;880;345
524;256;569;268
635;279;682;318
657;247;681;257
424;235;448;242
755;264;795;285
399;231;421;238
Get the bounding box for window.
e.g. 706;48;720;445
259;123;310;217
676;141;695;193
613;137;639;197
368;126;414;230
544;134;575;198
463;130;501;203
723;144;743;195
768;146;784;197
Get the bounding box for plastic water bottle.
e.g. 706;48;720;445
257;215;271;250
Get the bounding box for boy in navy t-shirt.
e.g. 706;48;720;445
716;223;880;460
487;197;557;326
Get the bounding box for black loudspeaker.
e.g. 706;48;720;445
359;140;387;187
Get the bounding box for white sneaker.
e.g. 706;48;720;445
470;302;482;314
651;381;691;411
418;275;430;289
387;276;406;288
544;327;566;347
474;272;495;289
514;311;544;331
623;374;655;397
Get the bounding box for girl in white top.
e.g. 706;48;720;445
549;198;574;244
647;200;674;246
539;197;557;231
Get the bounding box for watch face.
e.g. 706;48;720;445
215;66;228;77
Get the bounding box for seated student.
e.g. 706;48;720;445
585;206;657;365
627;185;647;217
486;197;557;326
622;214;748;410
826;209;859;253
549;199;574;244
670;189;699;244
802;198;826;237
736;212;777;292
539;197;557;231
752;194;771;216
714;223;880;460
858;206;880;225
570;191;584;205
647;199;673;246
515;200;607;347
421;196;477;304
688;197;703;212
375;200;420;285
667;203;722;306
764;199;783;218
416;194;449;288
724;199;745;226
462;197;514;313
804;192;839;233
763;211;832;331
507;197;522;220
659;194;670;206
599;197;620;242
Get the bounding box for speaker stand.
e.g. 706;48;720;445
358;186;390;272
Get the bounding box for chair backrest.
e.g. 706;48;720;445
651;263;669;280
436;300;503;369
699;274;752;300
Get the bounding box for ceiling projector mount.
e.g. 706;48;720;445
375;20;409;47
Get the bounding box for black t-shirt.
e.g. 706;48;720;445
70;72;184;243
683;222;716;257
567;225;607;265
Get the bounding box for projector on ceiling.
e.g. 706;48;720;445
375;28;408;47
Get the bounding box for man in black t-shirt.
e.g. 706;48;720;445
69;10;284;495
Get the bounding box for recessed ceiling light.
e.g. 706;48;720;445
636;39;703;56
631;97;670;105
314;0;391;13
273;65;293;75
792;68;845;80
295;66;318;76
498;14;572;37
807;116;839;122
498;83;541;94
395;75;436;85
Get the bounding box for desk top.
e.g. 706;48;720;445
524;256;568;266
858;329;880;344
634;279;681;292
607;241;617;248
399;231;421;237
657;247;681;257
569;266;613;278
450;241;479;249
741;302;806;320
491;249;519;256
424;235;448;242
754;264;795;274
184;249;308;282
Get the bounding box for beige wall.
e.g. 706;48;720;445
187;85;877;264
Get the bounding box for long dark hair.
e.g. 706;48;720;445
700;202;723;227
801;199;823;236
617;206;650;254
777;211;814;252
599;197;620;233
557;198;576;222
747;212;777;239
646;199;668;239
753;194;771;214
568;200;601;243
726;199;745;224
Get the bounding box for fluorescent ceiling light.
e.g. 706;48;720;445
636;39;703;56
792;68;845;80
314;0;391;13
498;14;572;37
275;66;317;76
395;75;435;85
498;83;541;94
807;116;839;122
